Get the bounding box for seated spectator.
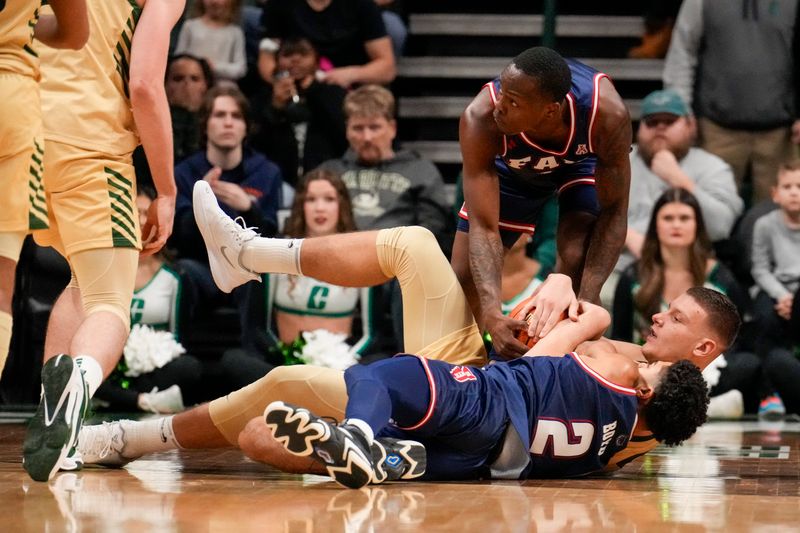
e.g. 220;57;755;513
618;89;743;276
94;188;203;414
612;188;760;418
751;161;800;416
174;0;247;82
259;0;396;88
241;169;380;363
251;37;348;187
171;85;282;304
165;54;215;163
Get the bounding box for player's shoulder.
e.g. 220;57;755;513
604;433;659;471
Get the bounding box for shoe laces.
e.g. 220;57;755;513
221;215;259;244
83;422;124;459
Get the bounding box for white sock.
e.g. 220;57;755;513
119;416;182;458
343;418;374;444
240;237;303;275
74;355;103;397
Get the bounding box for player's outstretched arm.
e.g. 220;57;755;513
459;91;529;357
576;78;631;302
524;301;610;358
34;0;89;50
130;0;184;255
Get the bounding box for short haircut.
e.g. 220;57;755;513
166;54;215;88
198;85;251;144
277;37;318;59
343;85;395;121
643;360;709;446
776;159;800;184
510;47;572;102
687;287;741;351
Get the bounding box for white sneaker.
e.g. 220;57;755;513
707;389;744;420
137;385;185;414
192;180;260;293
76;421;135;467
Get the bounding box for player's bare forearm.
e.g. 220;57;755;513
129;0;184;199
578;205;626;301
581;80;632;301
468;227;505;321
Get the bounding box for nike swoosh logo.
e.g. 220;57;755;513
43;366;74;427
219;246;239;270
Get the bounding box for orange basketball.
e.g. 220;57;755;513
508;297;568;348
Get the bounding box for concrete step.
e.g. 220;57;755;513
397;57;663;81
399;96;643;120
401;140;462;164
409;14;644;38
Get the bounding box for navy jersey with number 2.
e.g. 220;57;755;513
376;353;639;480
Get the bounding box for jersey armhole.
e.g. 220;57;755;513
587;73;609;154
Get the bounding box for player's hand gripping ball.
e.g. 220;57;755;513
509;297;568;348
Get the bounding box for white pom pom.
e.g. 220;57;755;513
300;329;359;371
123;324;186;377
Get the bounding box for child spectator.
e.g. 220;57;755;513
175;0;247;81
751;161;800;416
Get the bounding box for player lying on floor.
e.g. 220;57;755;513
68;181;740;479
261;297;708;488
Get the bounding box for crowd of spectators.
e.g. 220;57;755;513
5;2;800;421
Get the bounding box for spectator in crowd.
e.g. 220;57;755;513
94;188;203;415
241;170;380;363
251;38;348;187
165;54;215;163
628;0;683;58
612;188;760;418
751;161;800;416
374;0;407;59
259;0;396;88
318;85;452;246
171;85;282;304
663;0;800;204
174;0;247;82
616;89;743;277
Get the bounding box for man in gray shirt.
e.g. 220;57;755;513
616;89;743;275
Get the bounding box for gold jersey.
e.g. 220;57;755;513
38;0;141;155
0;1;41;78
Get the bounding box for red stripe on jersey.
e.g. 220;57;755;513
458;205;537;234
569;352;638;396
557;177;596;194
588;73;608;154
485;81;498;105
397;355;438;431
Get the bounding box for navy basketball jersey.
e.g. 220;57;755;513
488;353;639;478
485;59;607;192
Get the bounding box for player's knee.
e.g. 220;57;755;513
83;300;131;330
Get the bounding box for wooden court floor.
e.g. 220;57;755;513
1;416;799;532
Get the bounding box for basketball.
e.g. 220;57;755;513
509;297;568;348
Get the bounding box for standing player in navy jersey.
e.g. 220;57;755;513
264;300;709;489
455;46;632;358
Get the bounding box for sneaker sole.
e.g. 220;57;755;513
192;181;249;293
265;401;373;489
264;401;330;457
23;356;84;482
378;438;427;480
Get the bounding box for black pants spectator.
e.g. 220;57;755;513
709;351;762;414
763;348;800;416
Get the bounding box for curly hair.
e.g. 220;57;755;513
642;360;709;446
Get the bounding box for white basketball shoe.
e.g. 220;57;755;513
192;180;260;293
